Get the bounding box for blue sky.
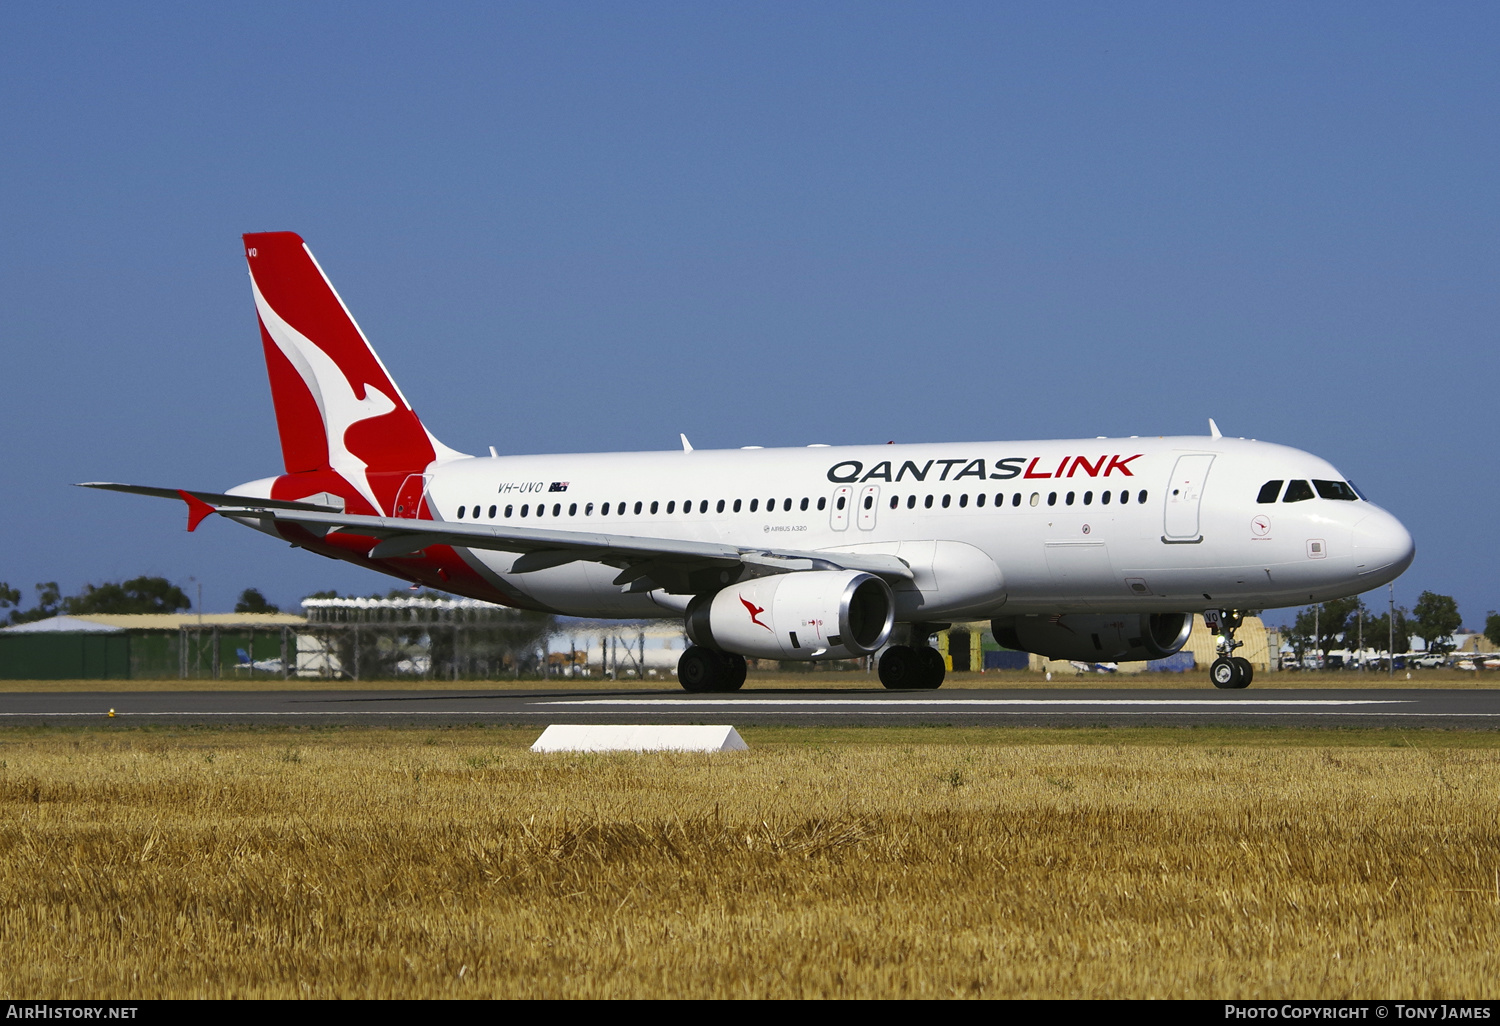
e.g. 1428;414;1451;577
2;3;1496;626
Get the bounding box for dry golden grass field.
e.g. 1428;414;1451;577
1;724;1498;999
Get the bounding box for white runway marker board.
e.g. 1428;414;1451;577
530;724;748;753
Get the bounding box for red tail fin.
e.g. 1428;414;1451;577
244;232;462;512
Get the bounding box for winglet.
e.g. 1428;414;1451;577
1208;418;1222;439
177;490;217;532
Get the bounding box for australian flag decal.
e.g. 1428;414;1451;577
549;482;570;493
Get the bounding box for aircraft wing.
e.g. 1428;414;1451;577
80;484;914;594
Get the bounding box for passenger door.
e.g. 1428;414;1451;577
1163;454;1214;542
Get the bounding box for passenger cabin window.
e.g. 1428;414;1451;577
889;496;899;510
732;499;741;512
650;501;659;514
457;507;465;519
666;501;675;514
504;505;513;518
817;497;827;510
1314;480;1359;501
749;499;759;512
488;505;496;518
1257;480;1284;504
800;497;810;511
1283;480;1314;502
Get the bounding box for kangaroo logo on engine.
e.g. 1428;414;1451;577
740;596;770;631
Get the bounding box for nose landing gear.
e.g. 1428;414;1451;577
1205;609;1253;689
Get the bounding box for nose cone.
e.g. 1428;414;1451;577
1352;509;1415;583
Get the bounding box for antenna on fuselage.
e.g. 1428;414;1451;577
680;433;694;452
1208;418;1222;439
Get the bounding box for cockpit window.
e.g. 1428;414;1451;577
1282;480;1314;502
1257;480;1283;504
1348;480;1368;501
1314;480;1359;501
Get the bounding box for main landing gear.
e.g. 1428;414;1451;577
677;646;747;693
1205;609;1253;690
878;624;947;690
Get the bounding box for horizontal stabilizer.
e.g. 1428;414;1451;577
77;482;346;513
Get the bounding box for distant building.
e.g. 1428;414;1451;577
0;612;305;680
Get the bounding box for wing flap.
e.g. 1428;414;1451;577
245;508;917;584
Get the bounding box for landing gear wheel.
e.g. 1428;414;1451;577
678;647;746;693
721;652;747;691
879;646;920;689
1232;657;1253;689
1206;608;1252;689
1210;657;1240;689
916;646;946;690
678;646;723;693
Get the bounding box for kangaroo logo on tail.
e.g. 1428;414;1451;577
244;232;465;514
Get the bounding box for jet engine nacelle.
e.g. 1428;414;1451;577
991;612;1192;663
686;570;895;661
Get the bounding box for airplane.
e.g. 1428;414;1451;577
81;232;1416;691
234;648;284;674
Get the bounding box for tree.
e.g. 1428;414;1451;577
1412;591;1462;658
1366;605;1411;659
1486;611;1500;650
1287;609;1316;662
0;582;19;617
64;576;190;615
7;582;62;625
235;588;280;614
1286;597;1367;665
1318;596;1365;655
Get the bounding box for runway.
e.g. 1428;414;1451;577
2;687;1499;728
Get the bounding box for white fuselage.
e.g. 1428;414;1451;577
380;434;1413;621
